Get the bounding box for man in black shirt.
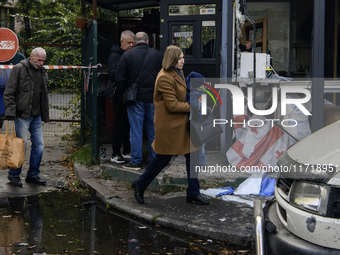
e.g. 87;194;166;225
107;30;135;164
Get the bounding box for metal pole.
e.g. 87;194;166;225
220;0;234;154
242;0;256;104
254;199;265;255
91;20;98;162
90;204;96;255
93;0;97;20
311;0;325;132
81;0;85;17
80;37;86;146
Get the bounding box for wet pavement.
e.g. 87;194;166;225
0;136;73;198
1;190;241;254
0;136;260;253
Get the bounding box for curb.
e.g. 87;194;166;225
100;159;248;191
74;163;255;250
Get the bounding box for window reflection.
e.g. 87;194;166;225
201;21;216;58
169;4;216;16
171;24;194;56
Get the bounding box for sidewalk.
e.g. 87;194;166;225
0;136;73;197
73;144;260;250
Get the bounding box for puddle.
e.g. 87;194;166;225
0;191;253;254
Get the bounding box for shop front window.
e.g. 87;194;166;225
169;4;216;16
201;21;216;58
171;24;194;56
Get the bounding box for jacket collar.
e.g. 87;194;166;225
26;58;46;73
135;43;148;48
168;68;187;89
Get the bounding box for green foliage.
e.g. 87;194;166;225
14;0;82;92
105;203;110;210
97;7;118;23
119;9;143;17
12;0;90;141
101;173;112;180
151;215;163;222
71;144;93;166
64;93;81;120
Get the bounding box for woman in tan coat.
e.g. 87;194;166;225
132;45;210;205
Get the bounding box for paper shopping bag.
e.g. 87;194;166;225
0;121;25;169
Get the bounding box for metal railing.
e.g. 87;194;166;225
44;93;80;137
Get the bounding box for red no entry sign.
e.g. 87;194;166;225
0;28;19;62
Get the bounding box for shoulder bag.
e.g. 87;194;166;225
123;49;150;105
189;110;223;147
188;89;223;147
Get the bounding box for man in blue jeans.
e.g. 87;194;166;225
3;47;49;187
116;32;163;170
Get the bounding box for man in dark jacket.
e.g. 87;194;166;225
116;32;163;170
107;30;135;164
3;47;49;187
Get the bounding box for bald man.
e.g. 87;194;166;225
4;47;50;187
115;32;163;170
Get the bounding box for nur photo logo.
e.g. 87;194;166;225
194;78;313;131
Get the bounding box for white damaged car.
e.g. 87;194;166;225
265;120;340;254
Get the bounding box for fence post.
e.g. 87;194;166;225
91;19;98;162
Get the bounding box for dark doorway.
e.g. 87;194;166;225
160;0;222;78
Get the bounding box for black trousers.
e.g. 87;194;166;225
111;99;130;155
135;150;200;197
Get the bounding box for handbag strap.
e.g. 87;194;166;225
11;121;16;138
5;121;9;136
5;121;16;137
136;48;150;82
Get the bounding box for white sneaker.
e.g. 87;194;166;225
122;153;131;159
110;155;126;164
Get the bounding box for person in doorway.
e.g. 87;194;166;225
132;45;210;205
116;32;163;170
239;40;252;52
108;30;135;164
3;47;49;187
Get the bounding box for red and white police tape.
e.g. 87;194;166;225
0;63;102;69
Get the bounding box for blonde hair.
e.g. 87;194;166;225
162;45;183;71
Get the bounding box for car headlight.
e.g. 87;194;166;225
289;181;330;215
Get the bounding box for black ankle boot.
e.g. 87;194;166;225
132;181;144;204
186;194;210;205
8;177;23;188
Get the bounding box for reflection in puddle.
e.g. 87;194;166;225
0;191;252;254
0;195;42;254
